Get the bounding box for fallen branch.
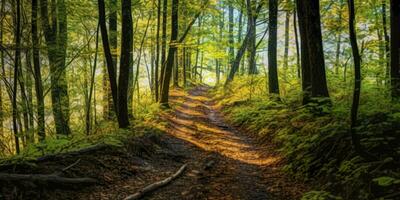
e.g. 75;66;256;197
54;159;81;176
124;164;188;200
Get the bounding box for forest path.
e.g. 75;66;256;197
150;85;304;199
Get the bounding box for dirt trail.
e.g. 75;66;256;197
0;85;305;200
152;85;305;200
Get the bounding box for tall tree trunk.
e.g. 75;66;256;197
183;48;187;86
348;0;375;160
237;0;244;75
228;4;234;66
390;0;400;98
13;0;21;153
40;0;71;136
283;10;290;75
247;0;257;75
155;0;161;101
335;0;344;74
173;49;179;87
0;0;5;135
293;8;301;79
382;0;390;81
296;0;312;103
268;0;279;95
297;0;329;100
225;2;263;85
217;4;224;85
107;0;117;120
159;0;168;94
98;0;122;128
160;0;179;107
117;0;133;128
86;24;100;134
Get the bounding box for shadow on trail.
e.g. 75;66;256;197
154;85;305;200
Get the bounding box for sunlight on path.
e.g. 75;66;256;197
162;87;278;166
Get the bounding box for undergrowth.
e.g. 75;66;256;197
214;76;400;200
0;99;163;166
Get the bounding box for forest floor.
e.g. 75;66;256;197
0;85;306;200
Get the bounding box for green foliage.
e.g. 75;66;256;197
216;77;400;200
301;191;343;200
373;176;400;187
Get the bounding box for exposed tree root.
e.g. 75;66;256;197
0;159;96;187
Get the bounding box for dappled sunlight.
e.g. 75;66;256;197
162;87;279;166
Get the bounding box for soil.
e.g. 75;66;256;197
0;86;306;200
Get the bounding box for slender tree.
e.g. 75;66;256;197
155;0;161;101
228;3;234;65
32;0;45;140
348;0;376;160
0;0;4;135
13;0;21;153
98;0;132;128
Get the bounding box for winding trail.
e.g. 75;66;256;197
152;85;305;200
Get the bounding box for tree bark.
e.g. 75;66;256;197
13;0;21;153
382;0;390;81
296;0;329;101
335;0;344;74
117;0;133;128
40;0;71;136
107;0;118;120
159;0;168;94
390;0;400;98
293;8;301;78
0;0;5;136
160;0;179;107
348;0;376;160
268;0;280;95
228;4;234;66
225;2;263;85
283;10;290;76
155;0;161;101
247;0;257;75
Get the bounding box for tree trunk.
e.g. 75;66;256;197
0;0;4;135
390;0;400;98
283;10;290;76
160;0;179;107
247;0;257;75
155;0;161;101
268;0;280;95
238;0;244;75
297;0;329;100
296;0;312;103
348;0;375;160
228;4;234;66
40;0;71;136
335;0;344;74
13;0;21;153
225;2;263;85
86;24;100;134
159;0;168;94
293;8;301;79
382;0;390;81
107;0;118;120
117;0;133;128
